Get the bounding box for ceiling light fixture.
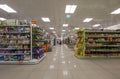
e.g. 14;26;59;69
63;24;68;27
41;17;50;22
93;24;101;27
53;31;56;33
0;4;17;13
83;18;93;22
0;17;6;21
74;27;79;30
62;30;66;32
111;8;120;14
49;27;54;30
65;5;77;14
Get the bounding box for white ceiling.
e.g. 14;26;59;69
0;0;120;36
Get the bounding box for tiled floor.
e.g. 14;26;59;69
0;45;120;79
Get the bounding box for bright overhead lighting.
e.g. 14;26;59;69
41;17;50;22
83;18;93;22
53;31;56;33
62;30;66;32
49;27;54;30
74;27;79;30
65;5;77;14
111;8;120;14
0;17;6;21
0;4;17;13
63;24;68;27
93;24;101;27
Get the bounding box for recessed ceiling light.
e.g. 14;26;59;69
50;27;54;30
0;17;6;21
74;27;79;30
41;17;50;22
111;8;120;14
62;30;66;32
63;24;68;27
83;18;93;22
0;4;17;13
93;24;101;27
65;5;77;14
53;31;56;33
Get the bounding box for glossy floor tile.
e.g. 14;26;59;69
0;45;120;79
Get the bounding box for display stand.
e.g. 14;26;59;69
74;28;85;56
32;26;45;60
0;20;46;64
75;29;120;58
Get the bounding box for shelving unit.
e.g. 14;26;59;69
85;30;120;57
74;28;85;56
32;26;45;59
75;29;120;58
0;20;46;64
0;25;31;61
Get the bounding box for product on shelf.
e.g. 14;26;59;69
32;26;45;59
0;20;31;61
85;30;120;57
74;28;85;56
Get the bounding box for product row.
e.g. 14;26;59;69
0;27;30;33
0;19;30;26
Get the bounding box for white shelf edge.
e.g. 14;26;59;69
0;53;46;65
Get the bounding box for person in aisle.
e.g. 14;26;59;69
59;40;62;45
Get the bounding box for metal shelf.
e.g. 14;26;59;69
86;40;120;43
0;44;30;45
0;32;30;34
86;31;120;33
0;25;30;27
32;33;44;36
0;48;30;50
0;38;30;40
86;36;120;38
0;53;29;55
34;40;45;42
86;45;120;47
86;50;120;52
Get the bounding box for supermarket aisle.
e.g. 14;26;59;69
0;45;120;79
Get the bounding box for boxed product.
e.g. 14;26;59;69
6;19;18;26
18;20;30;25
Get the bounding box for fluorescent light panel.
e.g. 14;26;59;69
50;27;54;30
111;8;120;14
65;5;77;14
62;30;66;32
74;27;79;30
83;18;93;22
0;4;17;13
41;17;50;22
0;17;6;21
63;24;68;27
93;24;100;27
53;31;56;33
